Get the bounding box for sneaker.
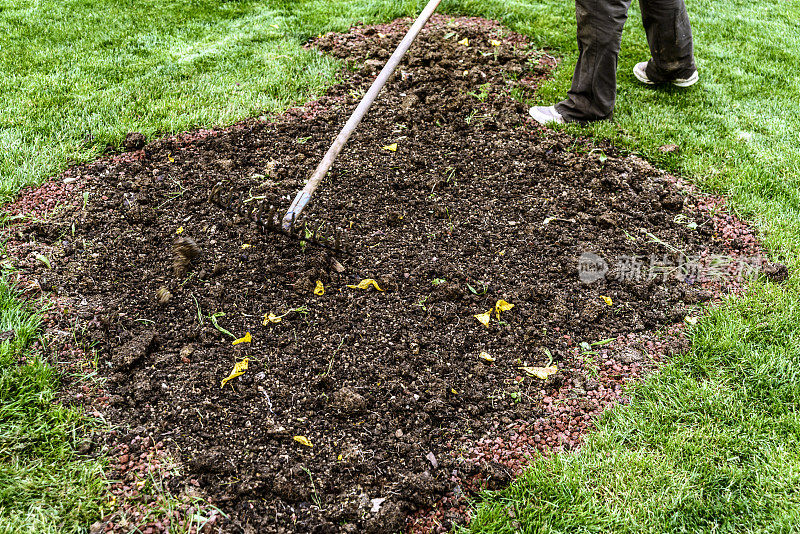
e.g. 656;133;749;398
633;61;698;87
529;106;565;125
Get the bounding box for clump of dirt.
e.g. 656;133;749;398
7;14;772;534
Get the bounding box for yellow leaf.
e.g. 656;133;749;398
601;295;613;306
451;388;458;395
232;332;251;346
241;243;252;249
176;226;184;235
347;279;384;291
463;70;469;76
106;495;116;507
263;312;281;325
294;435;313;447
521;365;558;380
458;38;469;46
685;315;699;325
479;351;495;362
382;143;398;152
490;39;501;47
337;454;343;461
168;155;175;163
314;280;325;296
495;299;514;319
220;358;249;388
474;310;491;327
378;32;387;38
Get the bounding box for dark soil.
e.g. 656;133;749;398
9;15;756;534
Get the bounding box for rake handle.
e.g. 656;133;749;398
282;0;442;231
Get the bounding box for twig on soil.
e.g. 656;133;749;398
323;336;346;376
640;228;684;254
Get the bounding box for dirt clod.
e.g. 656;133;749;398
762;262;789;283
124;132;146;151
172;236;201;277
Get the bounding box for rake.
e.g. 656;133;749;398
209;0;442;251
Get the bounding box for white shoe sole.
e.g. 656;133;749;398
528;106;565;125
634;62;699;87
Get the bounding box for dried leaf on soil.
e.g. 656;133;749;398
521;365;558;380
176;226;184;234
490;39;501;46
221;358;249;388
263;312;282;325
458;38;469;46
382;143;398;152
347;279;383;291
232;332;251;346
314;280;325;296
495;299;514;319
600;295;613;306
474;310;491;327
293;436;313;447
479;351;495;362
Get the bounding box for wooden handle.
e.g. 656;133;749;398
282;0;442;231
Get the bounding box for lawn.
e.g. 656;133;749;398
1;0;799;532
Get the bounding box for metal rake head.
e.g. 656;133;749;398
208;182;347;252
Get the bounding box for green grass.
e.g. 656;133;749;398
0;275;106;534
2;0;800;532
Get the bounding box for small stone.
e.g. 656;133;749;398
395;429;403;438
331;257;346;273
119;454;129;464
179;345;194;360
425;451;438;469
370;497;386;513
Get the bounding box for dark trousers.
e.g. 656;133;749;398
555;0;696;122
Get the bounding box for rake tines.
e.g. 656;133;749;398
208;182;348;252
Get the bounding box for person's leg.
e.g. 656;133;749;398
554;0;633;122
638;0;696;82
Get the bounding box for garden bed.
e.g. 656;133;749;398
7;15;768;534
